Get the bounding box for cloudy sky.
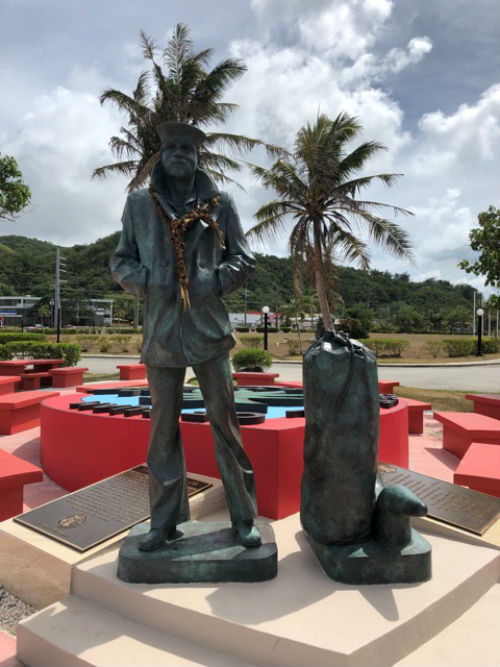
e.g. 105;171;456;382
1;0;499;296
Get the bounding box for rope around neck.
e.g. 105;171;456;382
149;188;224;310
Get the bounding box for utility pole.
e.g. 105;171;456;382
55;248;61;342
54;248;67;343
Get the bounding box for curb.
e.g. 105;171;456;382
81;354;499;369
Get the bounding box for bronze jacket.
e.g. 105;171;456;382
110;163;255;367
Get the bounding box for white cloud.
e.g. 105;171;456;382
411;84;500;177
385;37;433;73
4;86;127;246
414;269;443;282
252;0;393;60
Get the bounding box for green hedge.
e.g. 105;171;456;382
235;326;250;333
0;332;47;343
105;327;141;334
481;337;500;353
359;339;410;358
0;341;81;366
232;348;272;372
442;339;475;357
255;326;278;333
442;337;500;357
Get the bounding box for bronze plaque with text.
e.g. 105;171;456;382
378;462;500;535
14;466;212;551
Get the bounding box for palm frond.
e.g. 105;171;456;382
337;141;387;178
99;89;149;118
92;160;138;180
126;151;160;192
338;196;413;217
199;149;242;172
353;211;414;260
246;204;292;243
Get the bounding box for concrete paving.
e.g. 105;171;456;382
82;354;500;393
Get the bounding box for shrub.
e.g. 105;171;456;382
232;348;272;372
109;334;132;353
235;326;250;333
337;318;368;340
256;326;278;333
280;326;291;333
422;340;443;358
288;340;300;356
481;337;500;353
238;334;263;349
0;332;47;343
99;337;112;353
442;339;475;357
76;334;100;352
359;339;410;358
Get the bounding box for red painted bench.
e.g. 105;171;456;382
232;372;279;386
0;376;21;395
402;398;432;434
433;411;500;458
464;394;500;420
116;364;146;380
48;366;88;388
453;442;500;497
0;390;60;434
378;380;400;393
0;450;43;520
20;372;51;391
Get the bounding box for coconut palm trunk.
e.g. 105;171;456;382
313;219;335;332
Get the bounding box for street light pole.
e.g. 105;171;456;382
476;308;484;356
262;306;270;351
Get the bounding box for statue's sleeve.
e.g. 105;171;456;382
216;194;256;296
110;197;149;298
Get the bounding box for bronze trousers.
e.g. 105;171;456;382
146;354;257;532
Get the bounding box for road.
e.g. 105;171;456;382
82;355;500;393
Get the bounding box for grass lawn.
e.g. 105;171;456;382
395;386;473;412
54;330;499;365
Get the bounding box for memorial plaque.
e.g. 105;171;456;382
14;466;212;551
378;462;500;535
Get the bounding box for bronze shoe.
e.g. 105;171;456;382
232;520;262;548
138;526;176;552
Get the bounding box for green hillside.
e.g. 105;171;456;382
0;234;478;332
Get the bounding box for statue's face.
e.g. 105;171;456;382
161;141;198;180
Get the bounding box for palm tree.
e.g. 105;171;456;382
247;113;413;332
93;24;281;192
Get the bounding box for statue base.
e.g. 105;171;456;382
117;519;277;583
305;527;432;585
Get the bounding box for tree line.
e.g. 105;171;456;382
0;233;490;334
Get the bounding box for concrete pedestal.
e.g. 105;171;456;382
16;512;500;666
